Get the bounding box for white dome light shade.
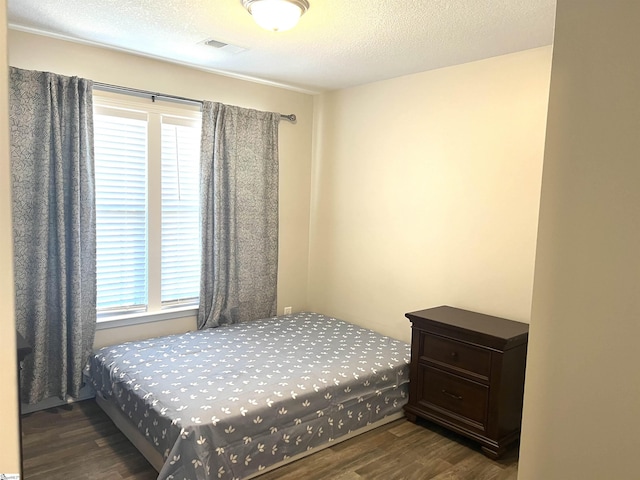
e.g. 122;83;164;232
243;0;310;32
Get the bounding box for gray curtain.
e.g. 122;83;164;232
10;67;96;404
198;101;279;329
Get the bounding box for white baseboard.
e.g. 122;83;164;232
21;384;95;414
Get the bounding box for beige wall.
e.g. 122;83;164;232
8;29;314;347
518;2;640;479
0;0;21;473
309;47;552;342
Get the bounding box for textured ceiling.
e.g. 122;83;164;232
7;0;556;93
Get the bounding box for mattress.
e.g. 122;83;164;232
85;312;410;480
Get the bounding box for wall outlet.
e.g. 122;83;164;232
284;306;292;315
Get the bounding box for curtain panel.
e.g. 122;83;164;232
10;67;96;404
198;101;279;329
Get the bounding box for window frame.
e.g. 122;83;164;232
93;91;202;328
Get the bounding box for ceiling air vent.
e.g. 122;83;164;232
205;39;228;48
201;38;247;55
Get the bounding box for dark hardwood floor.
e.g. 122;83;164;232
21;400;518;479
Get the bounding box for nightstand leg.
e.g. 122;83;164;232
481;445;505;460
404;411;418;423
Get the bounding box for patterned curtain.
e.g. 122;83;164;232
10;67;96;404
198;102;279;329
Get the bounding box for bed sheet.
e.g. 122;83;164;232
86;312;410;480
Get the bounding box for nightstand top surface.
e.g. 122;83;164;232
406;306;529;345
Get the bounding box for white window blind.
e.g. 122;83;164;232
161;118;201;306
93;94;202;319
94;111;148;312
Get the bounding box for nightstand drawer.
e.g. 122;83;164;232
420;332;491;380
419;365;489;428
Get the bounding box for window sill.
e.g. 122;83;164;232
96;306;198;330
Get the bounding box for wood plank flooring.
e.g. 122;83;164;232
21;400;518;479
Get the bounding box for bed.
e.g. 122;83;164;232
85;312;410;480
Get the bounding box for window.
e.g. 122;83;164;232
93;92;202;320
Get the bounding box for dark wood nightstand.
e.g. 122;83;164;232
17;330;32;366
16;330;31;479
404;306;528;459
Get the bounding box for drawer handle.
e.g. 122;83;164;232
441;389;463;401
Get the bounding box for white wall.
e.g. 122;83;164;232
0;0;21;473
518;2;640;479
8;29;314;347
309;47;552;342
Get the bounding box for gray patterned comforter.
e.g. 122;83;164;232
85;312;410;480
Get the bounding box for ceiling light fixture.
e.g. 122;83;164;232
242;0;310;32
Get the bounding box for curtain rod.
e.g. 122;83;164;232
93;82;297;122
